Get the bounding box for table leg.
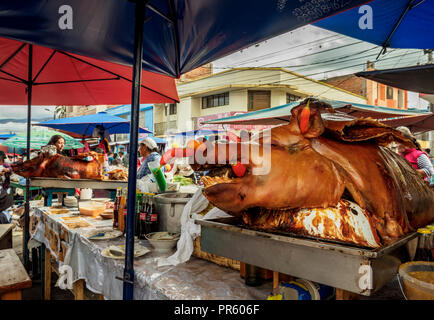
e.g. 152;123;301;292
31;247;39;279
44;247;51;300
335;288;360;300
40;244;45;299
1;290;22;300
273;271;279;290
73;279;85;300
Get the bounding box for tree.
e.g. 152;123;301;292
54;105;67;119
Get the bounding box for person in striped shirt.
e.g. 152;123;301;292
396;126;434;181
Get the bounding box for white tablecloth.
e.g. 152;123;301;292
31;206;272;300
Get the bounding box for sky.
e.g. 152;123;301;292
212;25;428;80
0;106;56;134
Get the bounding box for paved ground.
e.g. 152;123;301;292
11;226;406;300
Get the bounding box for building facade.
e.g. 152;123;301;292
323;74;408;109
153;67;367;136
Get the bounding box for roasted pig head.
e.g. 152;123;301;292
163;99;434;246
11;148;103;180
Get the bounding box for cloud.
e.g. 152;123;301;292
0;105;56;120
0;121;51;134
0;106;56;134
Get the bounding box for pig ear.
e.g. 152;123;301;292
291;101;326;138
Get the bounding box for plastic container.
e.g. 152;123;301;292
415;228;432;262
145;232;180;253
278;279;334;300
398;261;434;300
153;193;192;233
148;160;166;192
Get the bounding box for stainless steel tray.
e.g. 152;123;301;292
30;177;127;189
195;217;417;295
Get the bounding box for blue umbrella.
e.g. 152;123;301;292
35;112;151;138
315;0;434;54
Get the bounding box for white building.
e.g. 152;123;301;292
153;67;367;136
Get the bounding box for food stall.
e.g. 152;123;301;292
30;202;271;300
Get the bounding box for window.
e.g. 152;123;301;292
248;90;271;111
398;90;404;109
202;92;229;109
286;93;301;104
169;103;177;115
386;86;394;99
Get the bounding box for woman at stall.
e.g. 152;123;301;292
396;126;434;181
137;137;161;179
47;135;68;156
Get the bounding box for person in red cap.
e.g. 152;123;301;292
396;126;433;181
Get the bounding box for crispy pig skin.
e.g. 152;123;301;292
11;152;103;180
242;200;382;248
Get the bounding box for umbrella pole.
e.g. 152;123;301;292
24;44;33;271
122;0;145;300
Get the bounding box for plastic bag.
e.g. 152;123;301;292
156;188;230;267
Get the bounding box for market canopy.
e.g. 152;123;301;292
171;129;222;137
314;0;434;50
381;113;434;134
1;130;83;150
0;134;15;140
355;64;434;94
0;0;369;78
203;99;430;126
139;136;166;144
0;37;179;105
35;112;151;139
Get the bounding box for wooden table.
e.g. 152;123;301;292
0;249;32;300
0;223;14;250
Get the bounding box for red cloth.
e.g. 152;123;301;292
76;141;90;153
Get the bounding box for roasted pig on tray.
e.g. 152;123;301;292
11;146;103;180
162;99;434;248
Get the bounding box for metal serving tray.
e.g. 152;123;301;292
195;217;418;296
30;177;127;189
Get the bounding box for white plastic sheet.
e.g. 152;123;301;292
157;188;231;267
31;206;270;300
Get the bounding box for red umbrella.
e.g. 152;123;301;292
0;37;179;105
0;36;179;272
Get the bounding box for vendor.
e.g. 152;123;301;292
0;151;11;191
137;137;161;179
396;126;434;181
93;125;111;155
47;135;68;156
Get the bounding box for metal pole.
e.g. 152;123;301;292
123;0;145;300
24;44;33;271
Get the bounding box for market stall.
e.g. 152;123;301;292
31;203;271;300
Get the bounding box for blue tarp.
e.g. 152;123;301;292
0;134;16;140
0;0;369;78
35;112;151;137
315;0;434;49
140;136;166;144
